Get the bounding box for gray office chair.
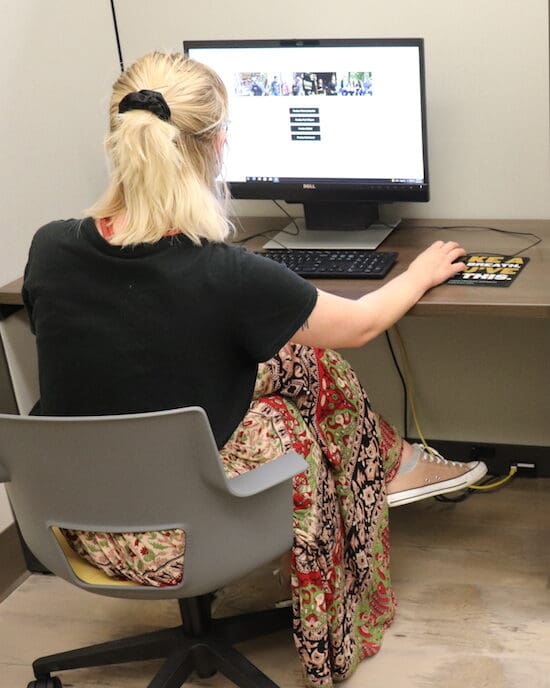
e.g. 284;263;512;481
0;306;49;574
0;306;39;415
0;407;307;688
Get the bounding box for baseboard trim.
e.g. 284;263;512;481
0;522;28;601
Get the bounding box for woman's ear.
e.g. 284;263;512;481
215;127;227;157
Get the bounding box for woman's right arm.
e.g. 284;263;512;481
290;240;467;349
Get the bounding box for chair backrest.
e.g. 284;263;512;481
0;408;305;599
0;308;39;415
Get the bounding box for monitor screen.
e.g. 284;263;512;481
185;38;429;247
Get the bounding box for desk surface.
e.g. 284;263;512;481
1;218;549;318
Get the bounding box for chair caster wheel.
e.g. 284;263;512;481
27;677;63;688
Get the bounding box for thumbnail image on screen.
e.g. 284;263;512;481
235;71;373;97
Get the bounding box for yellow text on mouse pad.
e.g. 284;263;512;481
446;255;529;287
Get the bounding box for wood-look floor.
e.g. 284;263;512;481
0;477;548;688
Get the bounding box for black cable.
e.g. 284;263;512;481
434;470;491;502
434;490;472;503
235;201;301;248
110;0;125;73
415;224;542;257
234;229;282;246
272;200;301;237
385;330;408;437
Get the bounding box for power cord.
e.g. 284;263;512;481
467;466;517;491
415;224;542;257
384;330;408;436
272;200;301;236
234;201;300;248
435;466;518;502
389;325;433;451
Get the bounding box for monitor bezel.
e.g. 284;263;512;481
184;37;430;205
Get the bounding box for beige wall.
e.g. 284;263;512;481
2;0;549;284
0;1;549;532
115;0;550;220
0;1;120;285
0;1;119;533
2;0;548;289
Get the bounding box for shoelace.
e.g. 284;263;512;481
419;447;462;467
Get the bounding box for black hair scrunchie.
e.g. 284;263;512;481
118;89;171;121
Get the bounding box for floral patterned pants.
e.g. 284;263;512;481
65;344;403;687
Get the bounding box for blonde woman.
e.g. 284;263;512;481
23;53;486;687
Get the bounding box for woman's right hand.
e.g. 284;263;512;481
406;240;467;291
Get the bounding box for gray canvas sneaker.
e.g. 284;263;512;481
387;443;488;507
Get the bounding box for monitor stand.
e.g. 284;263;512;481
262;202;401;250
263;218;400;250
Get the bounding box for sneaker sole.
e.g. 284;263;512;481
387;461;488;507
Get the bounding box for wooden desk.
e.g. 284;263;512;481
241;217;550;319
3;218;548;318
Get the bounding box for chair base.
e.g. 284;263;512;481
30;595;292;688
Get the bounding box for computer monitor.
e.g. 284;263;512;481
184;38;429;249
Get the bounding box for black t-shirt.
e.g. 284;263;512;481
22;218;317;447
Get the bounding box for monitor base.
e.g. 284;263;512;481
263;217;401;250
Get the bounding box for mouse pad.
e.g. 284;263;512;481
446;254;530;287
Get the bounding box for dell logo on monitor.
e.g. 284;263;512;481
303;183;316;189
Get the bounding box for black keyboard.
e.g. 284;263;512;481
259;248;398;278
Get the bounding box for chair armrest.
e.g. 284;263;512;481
225;451;307;498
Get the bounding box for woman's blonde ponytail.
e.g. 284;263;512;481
86;53;233;246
